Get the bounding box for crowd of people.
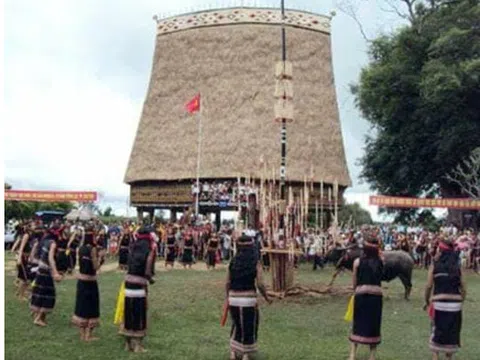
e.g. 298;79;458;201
191;180;257;204
8;217;476;359
290;225;480;273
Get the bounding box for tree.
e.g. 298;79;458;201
352;0;480;219
103;206;113;217
338;202;374;226
445;147;480;199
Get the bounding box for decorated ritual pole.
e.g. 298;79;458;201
263;0;301;295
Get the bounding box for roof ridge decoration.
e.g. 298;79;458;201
155;7;331;36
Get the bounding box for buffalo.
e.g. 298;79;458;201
326;246;413;300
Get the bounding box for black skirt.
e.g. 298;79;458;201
17;256;31;282
166;247;176;264
119;248;129;266
56;250;69;273
120;282;147;338
207;251;216;267
68;250;77;271
230;305;259;354
430;301;462;354
72;279;100;328
349;294;383;345
182;249;193;264
30;268;56;313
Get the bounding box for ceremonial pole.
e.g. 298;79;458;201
279;0;287;230
195;96;203;219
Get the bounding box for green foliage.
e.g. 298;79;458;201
5;201;75;221
102;206;113;217
355;0;480;214
4;183;75;221
338;202;373;225
416;210;442;232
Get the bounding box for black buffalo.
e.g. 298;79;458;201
326;246;413;300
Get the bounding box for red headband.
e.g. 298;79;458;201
439;242;452;252
136;233;152;241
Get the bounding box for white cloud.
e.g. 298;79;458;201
4;0;406;219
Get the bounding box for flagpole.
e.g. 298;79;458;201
195;95;203;219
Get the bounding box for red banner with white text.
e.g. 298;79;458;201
369;195;480;210
4;190;97;202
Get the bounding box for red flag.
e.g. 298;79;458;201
185;94;200;114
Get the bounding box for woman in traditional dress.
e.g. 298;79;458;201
120;226;156;353
118;226;132;270
96;225;107;267
30;227;63;327
181;230;194;269
424;238;466;360
417;234;428;268
226;234;271;360
55;226;70;274
398;234;411;254
165;227;176;268
72;224;101;341
206;232;220;269
15;221;35;300
349;237;383;360
67;227;82;274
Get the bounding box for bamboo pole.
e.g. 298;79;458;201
320;180;324;230
334;179;339;228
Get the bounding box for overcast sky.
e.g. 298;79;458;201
4;0;406;220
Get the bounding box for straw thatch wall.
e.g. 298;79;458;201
125;7;351;187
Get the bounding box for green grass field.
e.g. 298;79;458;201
4;256;480;360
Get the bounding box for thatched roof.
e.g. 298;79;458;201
125;7;351;187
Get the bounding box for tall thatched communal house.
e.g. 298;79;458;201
125;7;351;225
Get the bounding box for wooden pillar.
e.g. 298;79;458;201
215;209;221;232
170;209;177;223
247;193;258;229
136;208;143;223
148;208;154;224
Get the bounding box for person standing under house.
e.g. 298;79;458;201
30;227;63;327
72;224;101;341
96;225;108;268
165;227;177;268
222;230;232;261
348;237;383;360
157;222;166;258
55;225;70;275
312;233;325;271
424;238;466;360
399;233;411;255
67;227;83;274
117;226;132;271
15;221;35;300
206;232;220;269
120;226;156;353
181;230;194;269
225;234;272;360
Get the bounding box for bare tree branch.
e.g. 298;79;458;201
402;0;417;22
445;147;480;199
382;0;412;21
334;0;373;43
